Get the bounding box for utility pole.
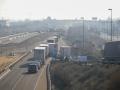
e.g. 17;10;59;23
107;20;109;41
108;9;113;41
81;17;85;51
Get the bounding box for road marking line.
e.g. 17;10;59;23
34;65;46;90
12;75;24;90
0;69;11;80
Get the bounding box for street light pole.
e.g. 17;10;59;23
81;17;85;50
108;9;113;41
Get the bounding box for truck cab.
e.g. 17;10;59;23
28;61;41;69
28;64;38;73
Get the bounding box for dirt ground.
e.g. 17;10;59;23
0;53;23;73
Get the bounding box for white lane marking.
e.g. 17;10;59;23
0;69;11;80
12;75;24;90
34;65;46;90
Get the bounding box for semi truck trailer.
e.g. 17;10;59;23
40;44;49;57
48;43;58;58
34;47;46;65
60;46;71;60
103;41;120;64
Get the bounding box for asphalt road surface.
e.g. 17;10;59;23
0;52;33;90
35;58;51;90
0;32;38;44
0;32;54;56
0;51;50;90
0;35;55;90
0;34;59;90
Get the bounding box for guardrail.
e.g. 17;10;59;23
0;51;30;75
46;64;52;90
9;52;30;69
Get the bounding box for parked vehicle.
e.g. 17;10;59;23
28;64;38;73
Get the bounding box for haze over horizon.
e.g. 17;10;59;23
0;0;120;20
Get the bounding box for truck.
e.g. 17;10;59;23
53;36;58;43
103;41;120;64
47;36;58;43
60;46;71;60
47;39;55;43
34;47;46;65
78;56;88;64
28;61;41;69
48;43;58;58
28;64;39;73
40;44;49;57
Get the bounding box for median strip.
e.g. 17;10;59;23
0;52;30;80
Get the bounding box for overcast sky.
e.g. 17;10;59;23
0;0;119;20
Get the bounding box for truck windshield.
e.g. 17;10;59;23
29;65;36;70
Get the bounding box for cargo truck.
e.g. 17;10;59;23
47;39;55;43
60;46;71;60
103;41;120;64
34;47;46;65
28;61;41;69
40;44;49;57
48;43;58;58
54;37;58;43
47;36;58;43
28;64;38;73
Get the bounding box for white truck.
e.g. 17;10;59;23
47;36;58;43
40;44;49;57
34;47;46;65
60;46;71;60
53;36;58;43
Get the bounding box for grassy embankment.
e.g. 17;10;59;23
51;62;120;90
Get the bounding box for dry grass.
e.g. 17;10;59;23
0;53;23;73
51;62;120;90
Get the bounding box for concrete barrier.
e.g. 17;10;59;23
0;52;30;78
46;64;52;90
8;52;30;69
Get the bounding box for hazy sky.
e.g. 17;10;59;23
0;0;120;20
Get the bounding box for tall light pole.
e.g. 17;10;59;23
81;17;85;50
108;8;113;41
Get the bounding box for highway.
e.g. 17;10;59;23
0;52;34;90
35;58;50;90
0;34;55;90
0;32;54;55
0;32;39;45
0;35;61;90
0;51;50;90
